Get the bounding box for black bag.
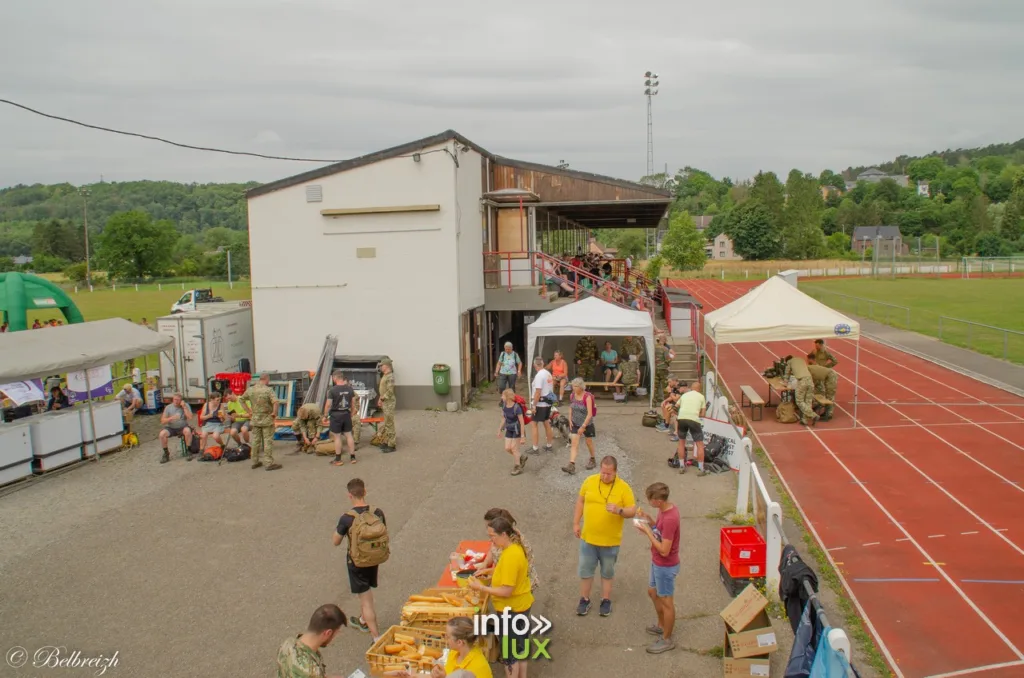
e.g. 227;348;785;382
702;434;731;474
188;434;202;456
224;443;251;462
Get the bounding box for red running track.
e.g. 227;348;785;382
669;278;1024;678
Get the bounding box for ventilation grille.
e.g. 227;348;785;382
305;185;323;203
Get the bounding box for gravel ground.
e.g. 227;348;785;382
0;407;800;677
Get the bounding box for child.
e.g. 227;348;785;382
498;388;529;476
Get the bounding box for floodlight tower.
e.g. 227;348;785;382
644;71;659;178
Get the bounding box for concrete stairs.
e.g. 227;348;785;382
654;316;701;385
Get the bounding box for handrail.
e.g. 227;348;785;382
534;251;662;326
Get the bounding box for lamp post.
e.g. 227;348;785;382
80;187;91;286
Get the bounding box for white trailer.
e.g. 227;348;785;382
157;306;255;403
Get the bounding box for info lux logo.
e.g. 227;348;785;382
474;609;553;660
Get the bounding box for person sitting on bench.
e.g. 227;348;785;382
600;341;623;393
158;393;194;464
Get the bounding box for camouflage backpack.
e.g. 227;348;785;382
346;507;390;568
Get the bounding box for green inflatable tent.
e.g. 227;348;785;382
0;272;85;331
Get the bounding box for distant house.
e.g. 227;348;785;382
706;233;742;261
846;168;910;190
850;226;909;256
12;255;33;265
820;185;843;200
588;237;616;257
692;215;714;231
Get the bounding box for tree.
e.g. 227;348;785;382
749;171;785;225
96;210;178;280
613;231;646;260
974;232;1011;257
726;200;782;260
782;170;826;259
32;219;85;262
659;211;707;272
645;255;664;281
907;157;946;182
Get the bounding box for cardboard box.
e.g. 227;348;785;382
723;641;771;677
725;610;778;658
721;583;775;675
720;584;769;632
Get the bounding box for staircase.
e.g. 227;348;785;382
653;316;701;385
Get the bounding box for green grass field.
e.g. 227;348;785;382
800;277;1024;364
28;281;252;325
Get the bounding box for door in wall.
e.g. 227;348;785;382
461;312;472;405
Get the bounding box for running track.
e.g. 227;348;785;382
669;279;1024;678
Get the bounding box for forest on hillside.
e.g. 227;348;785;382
598;137;1024;265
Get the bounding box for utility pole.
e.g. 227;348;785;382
227;248;233;288
80;187;91;286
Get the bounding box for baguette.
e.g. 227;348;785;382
408;595;446;603
422;648;442;659
394;632;417;645
383;644;404;655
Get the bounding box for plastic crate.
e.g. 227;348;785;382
215;372;251;395
720;544;765;579
720;526;766;563
719;561;763;598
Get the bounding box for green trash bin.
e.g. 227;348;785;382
432;364;451;396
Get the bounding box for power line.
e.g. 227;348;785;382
0;97;344;163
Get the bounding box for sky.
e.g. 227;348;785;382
1;0;1022;189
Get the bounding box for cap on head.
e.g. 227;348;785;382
379;359;393;368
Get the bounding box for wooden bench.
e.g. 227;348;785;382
362;416;384;433
740;385;765;421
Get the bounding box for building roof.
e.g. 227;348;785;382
246;130;670;200
857;168;887;178
851;226;902;240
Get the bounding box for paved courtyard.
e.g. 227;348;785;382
0;405;846;677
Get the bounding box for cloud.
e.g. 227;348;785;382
0;0;1021;188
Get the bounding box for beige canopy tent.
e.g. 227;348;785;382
704;276;863;424
0;318;175;456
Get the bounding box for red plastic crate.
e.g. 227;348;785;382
215;372;251;395
720;526;766;563
720;544;765;579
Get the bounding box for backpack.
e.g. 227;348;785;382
585;391;597;416
199;445;224;462
512;395;532;425
702;435;731;474
641;410;659;427
224;443;251;462
346;507;390;568
776;401;799;424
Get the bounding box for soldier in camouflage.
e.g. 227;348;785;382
809;339;838;368
654;332;673;401
575;335;597;382
276;604;346;678
291;402;323;454
371;359;397;453
619;335;644;396
242;373;280;470
350;390;362;450
808;363;838;421
782;355;817;426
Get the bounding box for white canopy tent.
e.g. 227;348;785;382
703;275;863;424
526;296;657;407
0;318;175;458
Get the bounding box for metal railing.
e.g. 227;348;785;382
803;286;1024;364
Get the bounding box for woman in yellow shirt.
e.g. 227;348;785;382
469;516;534;678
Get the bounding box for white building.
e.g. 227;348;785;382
246;131;670;409
706;233;742;260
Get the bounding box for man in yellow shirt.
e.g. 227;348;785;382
572;455;636;617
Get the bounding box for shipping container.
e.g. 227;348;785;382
157;306;255;403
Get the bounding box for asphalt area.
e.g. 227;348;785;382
1;396;818;677
676;278;1024;678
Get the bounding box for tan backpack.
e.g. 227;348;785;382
346;507;390;568
776;401;799;424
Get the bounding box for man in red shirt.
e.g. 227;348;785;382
634;482;681;654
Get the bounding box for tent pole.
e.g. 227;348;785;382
84;366;100;462
853;339;861;428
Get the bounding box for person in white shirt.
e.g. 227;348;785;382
117;383;143;416
530;356;556;453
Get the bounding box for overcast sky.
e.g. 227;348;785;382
1;0;1022;189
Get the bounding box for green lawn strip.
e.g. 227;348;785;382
801;278;1024;364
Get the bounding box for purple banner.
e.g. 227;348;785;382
67;365;115;403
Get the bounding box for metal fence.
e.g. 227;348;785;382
803;286;1024;364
